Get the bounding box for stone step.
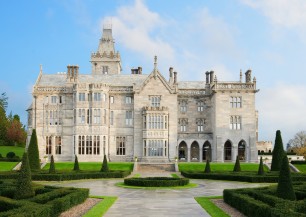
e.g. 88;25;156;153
136;163;175;172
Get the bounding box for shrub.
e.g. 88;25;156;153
101;155;109;172
271;130;285;171
28;129;40;171
124;177;189;187
73;155;80;171
291;161;306;165
233;155;241;172
277;156;296;200
6;152;15;159
49;155;55;174
14;152;35;199
258;156;265;175
204;159;211;173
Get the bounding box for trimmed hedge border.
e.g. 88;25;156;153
124;177;189;187
291;161;306;164
223;183;306;217
181;171;306;183
0;171;130;181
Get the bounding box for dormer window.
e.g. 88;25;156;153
150;96;160;107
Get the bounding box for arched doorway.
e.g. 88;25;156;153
224;140;232;161
191;141;199;161
238;140;246;161
178;141;187;161
203;141;212;161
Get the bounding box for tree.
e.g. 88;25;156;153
101;155;109;172
287;131;306;149
258;156;265;175
276;156;296;201
73;155;80;171
233;155;241;172
49;155;55;174
204;159;211;173
6;115;27;146
271;130;285;171
15;152;35;199
28;129;40;171
0;92;8;111
0;93;8;146
292;146;306;159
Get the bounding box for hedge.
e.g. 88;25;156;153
0;157;20;162
291;161;306;164
0;170;130;181
181;171;306;183
124;177;189;187
0;186;89;217
223;184;306;217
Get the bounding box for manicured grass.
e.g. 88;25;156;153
115;182;198;189
294;164;306;173
179;162;269;172
42;162;134;171
133;173;140;178
0;162;19;171
83;196;117;217
0;146;25;158
171;173;180;178
195;196;229;217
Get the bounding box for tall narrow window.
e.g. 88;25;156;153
230;116;241;130
94;93;101;101
46;136;52;154
180;119;187;132
86;136;92;154
51;96;57;104
97;136;100;155
79;93;85;101
197;101;204;112
94;109;101;124
180;100;187;112
110;96;114;104
102;66;108;74
87;109;92;124
116;137;126;155
78;136;85;155
125;96;132;104
125;111;133;126
79;109;85;124
197;119;205;132
55;136;61;155
59;96;62;104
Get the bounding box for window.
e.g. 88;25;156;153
197;119;204;132
46;136;52;154
87;109;92;124
147;114;165;129
78;109;85;124
110;96;114;104
180;100;187;112
59;96;62;104
88;93;92;102
86;136;92;154
125;96;132;104
197;101;204;112
110;111;114;125
93;136;100;155
230;97;242;108
147;140;165;156
102;66;108;74
94;93;101;101
79;93;85;101
55;136;61;155
93;109;101;124
151;96;160;107
179;119;188;132
230;116;241;130
51;96;57;104
125;111;133;126
102;93;106;101
78;136;85;155
116;137;126;155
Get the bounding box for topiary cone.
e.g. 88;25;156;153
276;155;296;200
204;159;211;173
28;129;40;171
257;156;265;175
73;155;80;171
271;130;285;171
233;155;241;172
49;155;56;174
101;155;109;172
15;152;35;199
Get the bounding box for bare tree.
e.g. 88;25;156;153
288;131;306;149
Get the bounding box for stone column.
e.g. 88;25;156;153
187;147;191;162
52;136;56;156
199;147;203;162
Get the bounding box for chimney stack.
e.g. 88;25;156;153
173;71;177;84
210;71;214;83
205;71;210;84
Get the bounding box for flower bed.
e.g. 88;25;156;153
124;177;189;187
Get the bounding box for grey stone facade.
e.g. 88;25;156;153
27;27;259;163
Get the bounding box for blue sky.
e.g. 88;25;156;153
1;0;306;145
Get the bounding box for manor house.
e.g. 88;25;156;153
27;27;259;163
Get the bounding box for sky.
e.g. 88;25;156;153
1;0;306;146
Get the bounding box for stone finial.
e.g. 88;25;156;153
245;69;252;83
40;64;43;74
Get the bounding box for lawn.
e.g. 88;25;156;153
0;146;25;158
179;162;269;172
42;162;134;171
294;164;306;173
0;162;19;171
195;196;229;217
83;196;117;217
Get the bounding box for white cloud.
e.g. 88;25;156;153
257;83;306;144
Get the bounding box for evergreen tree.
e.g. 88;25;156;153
101;155;109;172
258;156;265;175
233;155;241;172
49;155;55;174
271;130;285;171
27;129;40;171
204;159;211;173
276;156;296;200
15;152;35;199
73;155;80;171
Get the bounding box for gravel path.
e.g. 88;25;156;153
59;198;101;217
